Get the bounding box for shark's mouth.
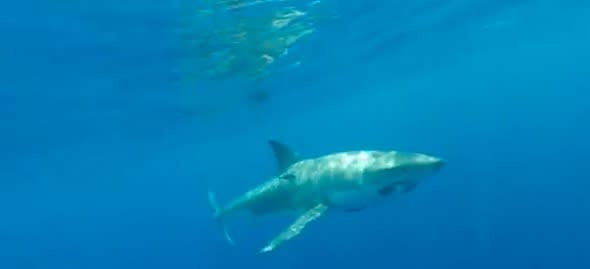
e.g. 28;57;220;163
378;180;420;196
378;184;397;196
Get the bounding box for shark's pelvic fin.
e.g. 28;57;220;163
259;203;328;253
208;190;236;246
268;139;299;173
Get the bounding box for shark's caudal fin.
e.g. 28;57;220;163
208;190;235;246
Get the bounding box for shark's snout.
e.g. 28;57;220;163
406;152;443;164
427;157;445;171
417;155;446;173
363;152;445;187
393;153;445;176
420;155;446;171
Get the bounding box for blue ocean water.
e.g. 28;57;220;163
1;0;590;268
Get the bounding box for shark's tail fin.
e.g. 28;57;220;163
208;189;235;246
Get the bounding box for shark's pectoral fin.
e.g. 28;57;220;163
259;203;328;253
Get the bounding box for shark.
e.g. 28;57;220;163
208;140;445;253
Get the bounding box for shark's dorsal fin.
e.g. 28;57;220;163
259;203;328;253
268;139;299;173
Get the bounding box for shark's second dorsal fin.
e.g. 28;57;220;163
268;139;299;173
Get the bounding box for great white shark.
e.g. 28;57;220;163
208;140;445;253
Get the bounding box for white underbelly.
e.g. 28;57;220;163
326;187;385;210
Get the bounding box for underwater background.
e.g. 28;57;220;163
1;0;590;268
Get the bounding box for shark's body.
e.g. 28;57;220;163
208;140;445;253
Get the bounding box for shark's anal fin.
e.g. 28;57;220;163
260;203;328;253
268;140;299;173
